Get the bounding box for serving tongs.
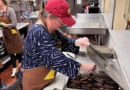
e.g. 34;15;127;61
89;65;97;76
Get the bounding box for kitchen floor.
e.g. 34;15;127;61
1;60;19;86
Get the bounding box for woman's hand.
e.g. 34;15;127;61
4;24;8;28
75;37;90;47
0;24;8;28
80;63;97;73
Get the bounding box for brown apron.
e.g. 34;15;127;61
20;66;57;90
0;59;3;69
16;31;60;90
0;6;23;54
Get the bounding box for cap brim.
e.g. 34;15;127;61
60;15;76;26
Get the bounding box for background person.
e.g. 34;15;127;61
18;0;96;90
0;0;23;77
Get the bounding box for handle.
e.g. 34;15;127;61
89;65;97;76
92;65;97;72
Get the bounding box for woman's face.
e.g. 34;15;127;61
0;0;4;7
47;16;65;32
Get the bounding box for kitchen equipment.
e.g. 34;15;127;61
87;45;128;90
64;71;121;90
89;65;97;76
88;44;106;60
66;14;107;45
64;45;125;90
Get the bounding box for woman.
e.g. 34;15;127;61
18;0;96;90
0;0;23;77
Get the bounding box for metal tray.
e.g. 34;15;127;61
87;45;127;90
94;46;115;59
64;72;122;90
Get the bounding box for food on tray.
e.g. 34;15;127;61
68;75;119;89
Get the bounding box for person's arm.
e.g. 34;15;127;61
37;30;96;79
4;7;17;28
54;30;80;54
37;30;80;79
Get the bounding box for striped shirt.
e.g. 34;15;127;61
18;24;81;84
0;6;17;28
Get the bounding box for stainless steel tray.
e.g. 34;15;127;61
64;72;121;90
87;45;127;90
94;46;114;59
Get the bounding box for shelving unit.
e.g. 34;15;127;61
8;0;30;23
0;55;10;65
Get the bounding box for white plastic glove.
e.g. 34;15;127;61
75;37;90;47
80;63;97;73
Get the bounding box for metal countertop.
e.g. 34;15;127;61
67;14;108;35
16;23;29;30
72;14;107;29
0;23;29;37
109;30;130;89
20;14;38;19
76;13;103;19
72;20;106;28
102;13;111;28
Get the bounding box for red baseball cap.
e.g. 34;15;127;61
45;0;76;26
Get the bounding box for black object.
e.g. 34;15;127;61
88;7;100;13
90;0;99;3
0;24;4;27
94;3;99;7
90;65;97;76
0;84;2;88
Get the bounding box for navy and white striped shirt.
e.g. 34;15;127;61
20;24;81;81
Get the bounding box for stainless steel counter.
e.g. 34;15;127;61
67;14;108;45
109;30;130;90
76;14;103;19
102;13;111;28
0;23;29;37
72;14;107;29
20;14;38;20
16;23;29;30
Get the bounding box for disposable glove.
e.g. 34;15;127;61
80;63;97;73
0;24;4;27
75;37;90;47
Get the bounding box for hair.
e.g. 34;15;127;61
1;0;8;5
38;1;57;30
